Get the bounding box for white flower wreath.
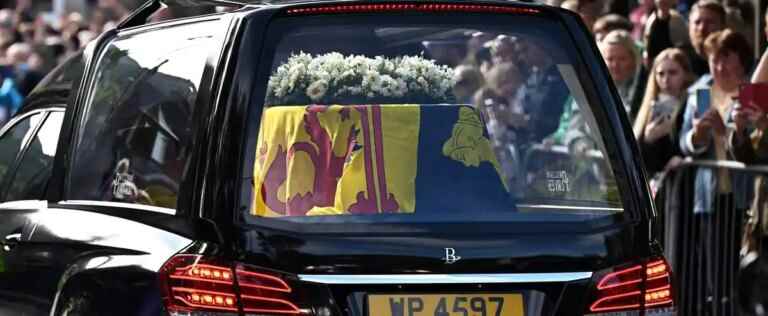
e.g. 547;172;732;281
266;52;455;105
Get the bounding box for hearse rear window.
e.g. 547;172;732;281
244;13;625;225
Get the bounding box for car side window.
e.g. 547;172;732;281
0;113;44;197
68;21;219;210
5;111;64;201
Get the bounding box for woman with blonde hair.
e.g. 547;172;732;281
599;29;646;121
633;47;693;179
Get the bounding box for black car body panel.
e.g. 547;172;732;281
0;1;671;316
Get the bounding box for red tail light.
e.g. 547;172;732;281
159;255;301;315
285;3;540;15
589;258;674;313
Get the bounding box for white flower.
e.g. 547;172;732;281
376;75;398;97
417;77;429;90
306;80;328;101
395;79;407;96
268;52;454;104
315;71;331;82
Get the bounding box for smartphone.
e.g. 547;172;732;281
696;88;711;117
651;96;676;120
739;83;768;112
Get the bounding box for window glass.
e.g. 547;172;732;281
68;21;218;210
245;14;623;227
31;52;86;93
5;111;64;201
0;113;43;193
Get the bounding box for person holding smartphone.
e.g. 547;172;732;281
681;29;751;170
731;49;768;165
633;48;693;183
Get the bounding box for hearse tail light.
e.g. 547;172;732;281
285;3;540;15
588;257;674;315
236;263;301;314
159;254;301;315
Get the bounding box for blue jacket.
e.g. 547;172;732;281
0;78;23;117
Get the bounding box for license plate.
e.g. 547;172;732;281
368;293;523;316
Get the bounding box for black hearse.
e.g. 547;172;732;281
0;0;673;315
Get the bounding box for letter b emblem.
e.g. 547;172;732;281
443;248;461;264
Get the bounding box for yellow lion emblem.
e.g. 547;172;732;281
442;107;502;176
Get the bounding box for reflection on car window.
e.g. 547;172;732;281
246;16;623;224
31;52;86;94
5;111;64;201
69;21;218;210
0;113;42;195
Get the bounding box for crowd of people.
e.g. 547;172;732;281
0;0;140;123
0;0;221;125
558;0;768;194
555;2;768;295
444;1;768;201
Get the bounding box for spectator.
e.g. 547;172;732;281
14;0;34;24
633;48;692;185
683;0;726;77
511;36;570;143
723;0;755;49
593;14;648;71
630;0;653;40
489;35;518;66
473;62;524;186
453;65;484;105
474;62;523;119
474;43;494;76
88;9;108;35
560;0;602;32
6;42;43;95
0;71;22;123
593;14;634;42
643;0;689;66
60;12;84;54
599;29;646;122
474;62;526;149
731;49;768;164
680;29;752;213
463;32;494;68
0;11;15;62
97;0;131;23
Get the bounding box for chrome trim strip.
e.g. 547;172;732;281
0;200;47;210
0;109;49;136
298;272;593;284
58;200;176;215
517;204;624;212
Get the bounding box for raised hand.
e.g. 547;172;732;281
644;115;675;143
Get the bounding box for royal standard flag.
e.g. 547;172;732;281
252;104;511;217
